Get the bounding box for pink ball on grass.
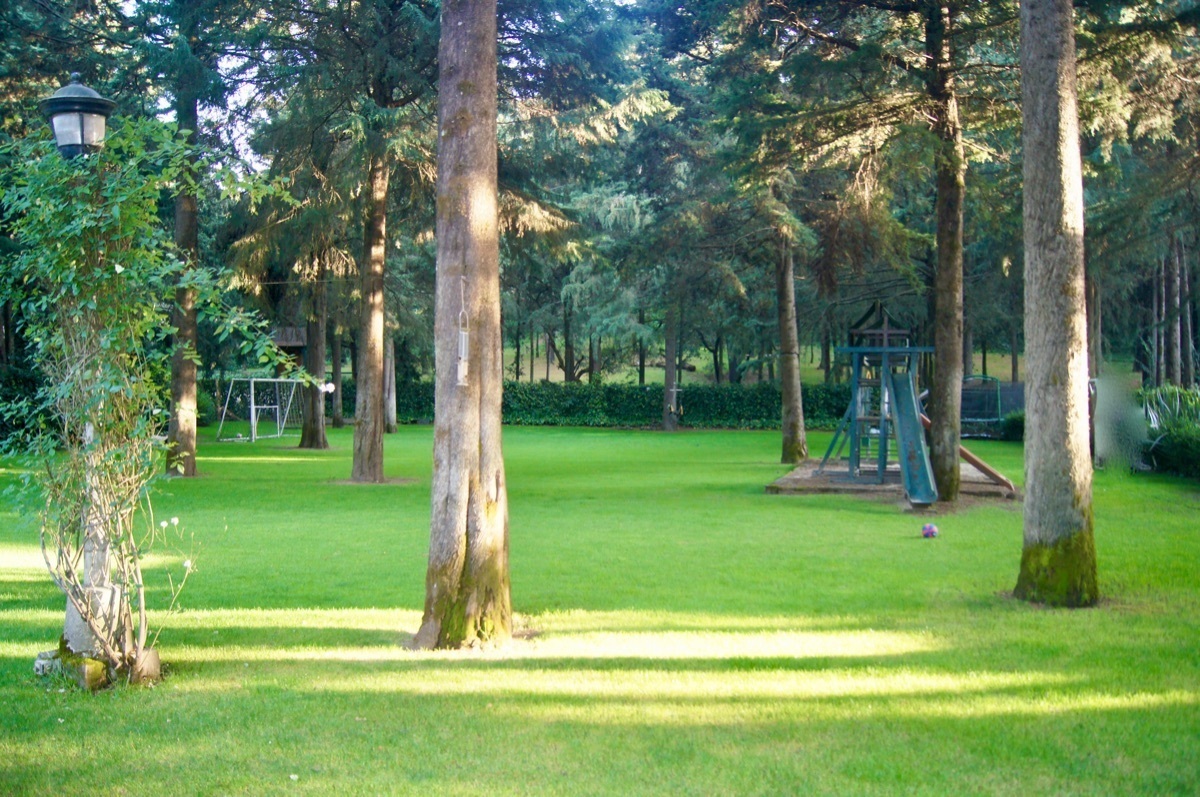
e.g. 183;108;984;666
922;523;939;538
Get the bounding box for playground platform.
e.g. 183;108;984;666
767;460;1019;502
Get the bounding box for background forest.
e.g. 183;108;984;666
2;1;1199;441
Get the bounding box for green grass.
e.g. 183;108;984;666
1;426;1198;795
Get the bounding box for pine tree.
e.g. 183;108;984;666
1014;0;1098;607
415;0;510;649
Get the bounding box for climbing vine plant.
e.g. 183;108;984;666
0;118;289;683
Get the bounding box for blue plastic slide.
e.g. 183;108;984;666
885;369;938;506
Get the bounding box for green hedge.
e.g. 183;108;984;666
1001;411;1025;442
1146;422;1200;480
391;380;851;430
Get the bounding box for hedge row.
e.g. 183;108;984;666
1146;422;1200;480
391;380;852;430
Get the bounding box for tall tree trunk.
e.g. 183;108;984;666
1156;258;1166;387
962;318;974;377
926;3;965;502
1168;237;1182;385
1086;270;1102;378
638;308;647;385
1183;250;1195;388
415;0;510;650
351;152;389;482
1011;323;1020;384
562;308;576;382
331;332;345;428
300;255;330;450
1015;0;1098;607
384;333;398;434
981;338;988;378
662;303;679;431
777;243;807;463
513;318;522;381
820;318;831;383
167;91;200;478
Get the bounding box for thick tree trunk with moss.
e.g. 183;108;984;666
414;0;511;650
926;3;965;502
167;92;200;478
777;243;807;463
1015;0;1098;607
351;152;389;482
300;255;329;450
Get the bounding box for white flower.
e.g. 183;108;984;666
114;264;125;274
170;517;179;526
182;559;192;571
159;520;168;529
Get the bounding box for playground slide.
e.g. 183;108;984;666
886;370;939;506
917;413;1017;493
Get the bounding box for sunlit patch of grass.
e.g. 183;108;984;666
0;546;44;571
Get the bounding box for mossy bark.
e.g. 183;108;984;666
1018;0;1099;608
56;637;111;691
416;0;511;650
1014;524;1098;607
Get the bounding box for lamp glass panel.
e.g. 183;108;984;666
51;113;84;147
81;113;106;146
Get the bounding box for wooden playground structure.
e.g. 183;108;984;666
770;305;1016;507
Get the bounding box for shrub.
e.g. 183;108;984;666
1001;411;1025;442
391;380;852;430
1141;385;1200;430
1146;422;1200;480
196;388;217;427
393;380;432;422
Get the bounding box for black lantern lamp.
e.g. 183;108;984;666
39;74;116;159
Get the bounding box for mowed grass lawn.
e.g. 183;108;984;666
1;425;1198;795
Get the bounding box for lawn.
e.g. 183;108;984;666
1;425;1198;795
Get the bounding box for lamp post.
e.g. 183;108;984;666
39;73;115;159
39;74;122;673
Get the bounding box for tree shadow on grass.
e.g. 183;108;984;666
1;659;1196;796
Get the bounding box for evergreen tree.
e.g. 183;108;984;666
416;0;509;650
1015;0;1098;606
